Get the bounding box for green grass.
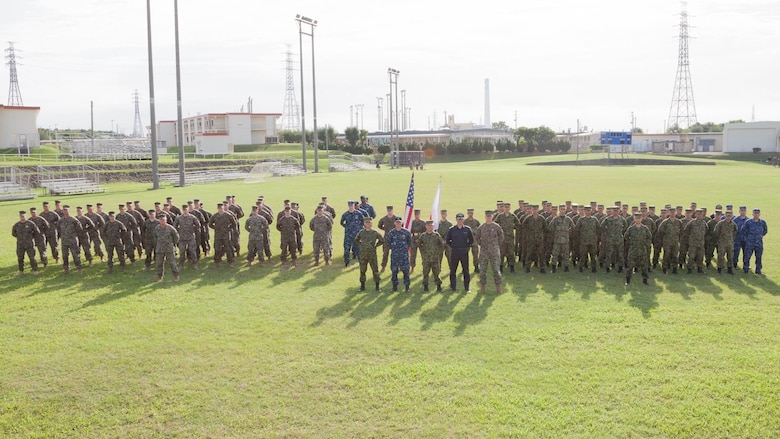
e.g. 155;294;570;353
1;156;779;437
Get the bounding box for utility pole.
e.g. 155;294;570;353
376;97;383;131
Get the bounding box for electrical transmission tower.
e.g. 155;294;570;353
5;42;23;106
667;1;697;131
132;89;143;138
280;44;301;132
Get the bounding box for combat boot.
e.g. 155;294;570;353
479;284;486;293
509;265;515;273
687;268;693;274
474;266;479;274
717;268;722;274
697;267;704;274
360;282;366;292
375;281;381;292
625;276;631;286
642;278;648;285
592;267;597;273
539;268;546;274
436;285;443;293
564;266;569;272
174;274;180;282
157;274;163;282
663;267;667;274
495;283;502;294
727;267;733;275
525;267;531;273
391;284;398;292
672;267;678;274
423;284;429;292
618;266;624;273
605;267;610;273
552;266;557;273
108;266;113;274
32;270;39;276
579;266;584;273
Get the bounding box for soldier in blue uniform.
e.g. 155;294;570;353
732;206;749;269
340;201;366;266
742;208;768;274
358;195;377;219
386;218;412;292
445;213;475;292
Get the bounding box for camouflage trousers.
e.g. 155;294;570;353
34;236;48;264
500;239;515;268
717;241;733;270
360;255;381;284
106;243;126;268
579;243;598;268
247;238;265;262
16;243;38;272
79;235;93;263
662;242;680;269
550;241;570;268
686;244;705;270
478;252;502;286
524;238;545;269
156;248;179;277
312;238;330;262
421;258;442;288
605;242;625;268
178;239;199;266
626;251;648;280
61;242;82;270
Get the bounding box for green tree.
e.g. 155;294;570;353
632;127;644;134
344;127;360;148
491;121;510;130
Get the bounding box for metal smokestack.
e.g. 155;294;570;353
484;78;491;127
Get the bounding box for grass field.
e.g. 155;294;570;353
1;156;779;438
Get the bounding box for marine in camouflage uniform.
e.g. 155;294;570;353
436;210;453;270
40;202;60;262
245;206;270;265
463;208;481;273
576;206;600;273
714;211;737;274
28;208;50;267
522;206;547;273
194;199;212;256
547;206;574;273
174;206;201;269
142;211;159;269
116;205;139;263
475;210;504;293
377;206;397;271
209;203;237;266
651;208;669;269
57;206;84;274
409;210;426;272
677;208;694;268
85;205;106;261
12;210;40;275
308;207;333;265
704;209;720;268
602;208;626;272
494;204;519;273
657;214;683;274
386;219;413;292
624;213;652;285
354;218;384;291
419;221;444;292
227;197;245;256
75;207;96;266
640;208;657;272
155;215;180;281
277;207;302;263
103;212;128;273
684;209;708;273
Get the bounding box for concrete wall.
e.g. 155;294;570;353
723;122;780;153
195;134;232;154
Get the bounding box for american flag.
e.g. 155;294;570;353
402;172;415;231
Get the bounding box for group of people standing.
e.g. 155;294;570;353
11;195;768;291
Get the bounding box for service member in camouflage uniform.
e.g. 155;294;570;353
576;206;600;273
419;220;445;292
174;205;201;269
354;218;384;291
209;203;237;266
75;206;96;266
624;212;652;285
386;218;413;292
714;211;737;274
245;205;270;265
602;207;626;273
28;207;50;267
684;209;708;273
494;203;519;273
677;208;694;268
547;205;574;273
85;204;106;261
116;204;138;264
40;201;60;263
463;208;481;273
522;205;547;273
155;214;180;281
309;206;333;266
277;207;302;264
409;209;426;272
475;210;504;293
657;211;684;274
436;210;453;270
377;206;397;272
103;211;128;273
57;205;84;274
142;210;159;270
12;210;40;276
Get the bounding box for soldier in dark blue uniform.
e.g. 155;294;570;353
359;195;377;219
445;213;475;292
340;201;366;266
386;218;413;292
742;208;768;274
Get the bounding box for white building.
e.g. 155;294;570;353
157;112;281;154
723;121;780;153
0;105;40;152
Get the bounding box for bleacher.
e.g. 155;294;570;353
40;178;106;196
159;170;250;186
0;181;35;201
272;163;306;176
65;138;152;160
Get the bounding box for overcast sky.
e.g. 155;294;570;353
2;0;778;135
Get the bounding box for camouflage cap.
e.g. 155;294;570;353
425;220;434;225
725;211;733;215
414;209;421;214
364;217;372;222
484;210;494;215
386;206;393;210
455;213;464;219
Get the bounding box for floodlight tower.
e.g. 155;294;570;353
132;90;143;138
388;68;400;167
5;42;23;106
667;1;698;131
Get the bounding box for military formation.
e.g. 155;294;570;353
11;196;768;292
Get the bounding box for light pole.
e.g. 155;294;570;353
350;105;354;127
174;0;185;186
296;14;318;173
401;90;406;131
146;0;159;189
376;97;383;131
388;68;400;168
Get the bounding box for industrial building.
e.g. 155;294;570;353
723;121;780;153
0;105;40;153
157;112;281;154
